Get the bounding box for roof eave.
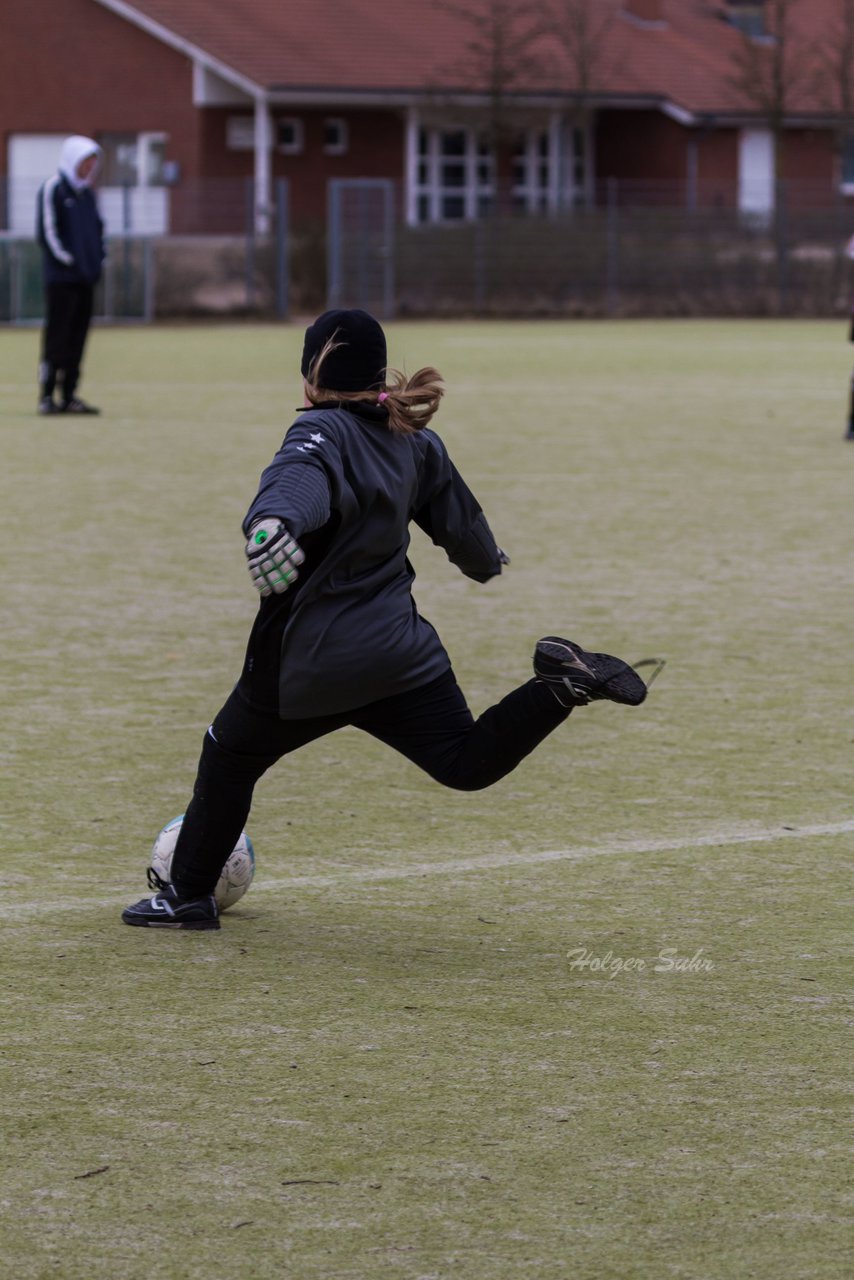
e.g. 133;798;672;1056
91;0;264;99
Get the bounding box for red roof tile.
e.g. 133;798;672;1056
93;0;845;118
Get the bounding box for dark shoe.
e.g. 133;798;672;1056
62;397;100;415
122;871;220;930
534;636;655;708
38;396;61;415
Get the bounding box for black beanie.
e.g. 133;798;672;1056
300;309;388;391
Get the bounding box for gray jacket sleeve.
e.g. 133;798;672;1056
243;457;332;540
413;432;503;583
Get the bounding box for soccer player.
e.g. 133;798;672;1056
36;136;105;416
122;309;657;930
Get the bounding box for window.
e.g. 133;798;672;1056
726;2;765;38
226;116;255;151
94;132;170;234
413;128;494;223
512;132;552;214
98;132;168;186
324;118;349;155
99;133;138;185
276;118;304;155
842;134;854;189
570;127;588;207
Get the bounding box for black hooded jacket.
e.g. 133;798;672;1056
36;174;105;286
239;403;503;719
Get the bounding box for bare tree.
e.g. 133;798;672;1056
813;0;854;180
727;0;809;180
546;0;619;209
434;0;548;167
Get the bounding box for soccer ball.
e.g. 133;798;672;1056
150;815;255;911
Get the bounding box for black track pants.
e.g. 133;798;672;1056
40;282;94;402
171;669;569;897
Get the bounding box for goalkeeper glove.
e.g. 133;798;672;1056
245;519;305;597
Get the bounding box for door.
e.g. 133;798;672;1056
7;134;67;233
738;128;775;221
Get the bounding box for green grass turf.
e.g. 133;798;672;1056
1;319;852;1279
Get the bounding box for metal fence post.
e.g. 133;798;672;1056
10;241;20;324
775;178;788;315
473;215;487;312
121;182;132;318
245;178;256;312
143;238;155;322
328;180;342;309
275;179;289;319
357;184;370;306
606;177;620;316
382;179;395;319
104;250;115;320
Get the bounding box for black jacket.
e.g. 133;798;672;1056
241;404;503;718
36;174;105;286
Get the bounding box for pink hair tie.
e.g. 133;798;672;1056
378;391;389;403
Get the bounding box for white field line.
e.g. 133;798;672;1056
3;818;854;921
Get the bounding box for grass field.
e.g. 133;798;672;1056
1;318;852;1279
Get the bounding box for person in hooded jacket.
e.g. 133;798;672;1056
36;135;105;415
122;309;660;931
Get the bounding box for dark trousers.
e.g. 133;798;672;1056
171;670;569;897
40;282;94;403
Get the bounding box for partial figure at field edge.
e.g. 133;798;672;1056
845;233;854;440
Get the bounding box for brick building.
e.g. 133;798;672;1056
1;0;851;235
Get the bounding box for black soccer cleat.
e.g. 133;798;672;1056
38;396;61;415
122;870;220;930
62;397;101;415
534;636;653;708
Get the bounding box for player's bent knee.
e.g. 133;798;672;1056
430;765;495;793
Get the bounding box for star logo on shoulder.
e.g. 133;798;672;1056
309;433;325;444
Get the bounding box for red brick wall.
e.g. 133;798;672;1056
595;110;689;190
781;128;837;205
1;0;202;181
694;128;738;208
198;107;405;225
593;112;839;210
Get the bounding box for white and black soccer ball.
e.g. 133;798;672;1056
150;815;255;911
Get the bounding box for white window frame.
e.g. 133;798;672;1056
276;117;304;156
411;125;494;224
406;112;566;223
323;118;349;155
512;129;558;214
137;132;168;187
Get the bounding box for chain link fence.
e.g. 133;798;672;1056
0;177;295;323
2;175;852;322
393;180;854;319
